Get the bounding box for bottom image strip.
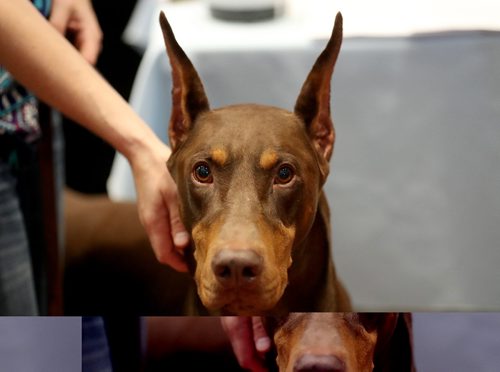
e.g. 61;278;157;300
87;313;499;372
1;313;500;372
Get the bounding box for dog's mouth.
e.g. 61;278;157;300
198;279;286;315
221;298;260;315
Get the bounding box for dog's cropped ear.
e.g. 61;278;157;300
294;12;342;171
374;313;416;372
159;12;210;150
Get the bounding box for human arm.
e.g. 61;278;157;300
0;0;189;271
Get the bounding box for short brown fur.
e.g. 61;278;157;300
266;313;416;372
160;11;350;315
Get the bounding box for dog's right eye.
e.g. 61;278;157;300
275;165;295;185
193;162;213;183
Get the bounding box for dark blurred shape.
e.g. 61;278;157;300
104;317;144;372
207;0;284;22
63;0;141;194
145;350;242;372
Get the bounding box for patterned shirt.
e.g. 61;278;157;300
0;0;52;143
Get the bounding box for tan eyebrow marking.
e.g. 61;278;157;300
211;147;228;166
259;149;278;170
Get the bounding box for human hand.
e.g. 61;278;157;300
130;142;190;272
221;317;272;372
49;0;102;64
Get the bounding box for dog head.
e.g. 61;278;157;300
265;313;415;372
160;12;343;314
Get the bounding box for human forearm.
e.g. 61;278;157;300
1;0;190;271
0;0;162;162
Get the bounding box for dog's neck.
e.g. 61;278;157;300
273;192;339;315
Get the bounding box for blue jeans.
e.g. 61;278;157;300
0;160;38;315
82;317;113;372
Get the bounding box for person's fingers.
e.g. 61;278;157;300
74;27;102;65
130;143;189;272
164;182;190;249
221;317;268;372
48;2;71;35
141;206;188;272
252;317;271;356
69;5;102;65
49;0;102;64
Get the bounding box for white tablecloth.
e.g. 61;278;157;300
108;1;500;310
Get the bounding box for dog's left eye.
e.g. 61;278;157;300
193;162;213;183
275;165;294;185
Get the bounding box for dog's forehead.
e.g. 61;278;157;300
192;104;312;157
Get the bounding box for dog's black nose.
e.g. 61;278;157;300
212;249;263;286
293;354;346;372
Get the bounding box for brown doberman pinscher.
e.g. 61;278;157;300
160;11;351;315
265;313;416;372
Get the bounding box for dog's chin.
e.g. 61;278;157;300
206;296;277;316
222;301;267;316
199;285;285;315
